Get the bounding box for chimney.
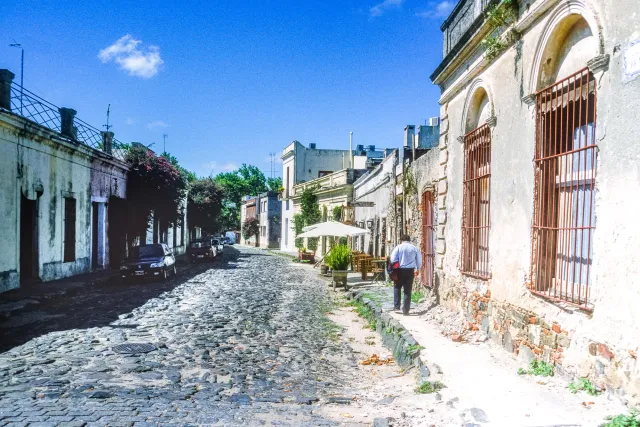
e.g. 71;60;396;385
59;107;77;139
0;70;15;111
368;145;375;151
101;131;114;155
429;117;440;127
309;142;316;149
356;144;364;152
404;125;415;147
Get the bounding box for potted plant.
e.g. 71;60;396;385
326;244;351;288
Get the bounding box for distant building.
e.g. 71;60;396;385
240;192;281;248
279;140;388;253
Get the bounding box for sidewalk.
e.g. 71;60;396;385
349;284;627;426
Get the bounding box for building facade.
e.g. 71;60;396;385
240;192;282;248
0;70;129;292
414;0;640;401
279;140;388;252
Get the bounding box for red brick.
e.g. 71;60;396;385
598;343;615;361
529;316;537;324
552;323;561;334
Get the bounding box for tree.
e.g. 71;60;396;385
266;177;283;192
124;146;188;242
293;187;321;252
213;164;269;230
187;178;224;234
242;217;259;240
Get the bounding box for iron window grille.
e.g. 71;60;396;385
530;68;597;310
461;124;492;279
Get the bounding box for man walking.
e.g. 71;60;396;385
389;235;422;315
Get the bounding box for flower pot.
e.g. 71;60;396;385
320;264;328;275
332;270;348;288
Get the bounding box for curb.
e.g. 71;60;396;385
347;289;436;387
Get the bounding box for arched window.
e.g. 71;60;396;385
461;87;492;279
530;15;597;309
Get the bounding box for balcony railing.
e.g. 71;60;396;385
7;83;129;162
292;169;355;197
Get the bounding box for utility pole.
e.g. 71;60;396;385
9;40;23;115
103;104;112;132
163;134;168;154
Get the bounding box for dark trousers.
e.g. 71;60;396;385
393;268;414;314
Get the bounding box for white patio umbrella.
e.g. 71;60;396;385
296;221;368;238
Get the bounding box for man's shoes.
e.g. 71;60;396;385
393;308;401;312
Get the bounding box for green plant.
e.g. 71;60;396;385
326;245;351;271
403;172;417;196
569;378;601;396
517;359;554;377
604;409;640;427
242;217;259;240
407;344;425;355
411;290;425;304
349;299;377;330
332;205;343;221
415;381;444;394
481;0;519;61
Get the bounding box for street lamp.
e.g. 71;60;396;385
9;40;23;115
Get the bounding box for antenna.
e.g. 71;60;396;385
103;104;112;132
163;134;168;154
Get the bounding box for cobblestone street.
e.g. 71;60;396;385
0;247;365;426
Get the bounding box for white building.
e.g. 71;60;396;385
279;140;389;252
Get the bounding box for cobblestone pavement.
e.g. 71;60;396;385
0;247;361;426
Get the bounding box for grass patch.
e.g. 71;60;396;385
603;409;640;427
411;290;425;304
415;381;444;394
569;378;601;396
517;360;554;377
407;344;425;355
349;299;378;331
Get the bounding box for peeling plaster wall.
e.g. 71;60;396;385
431;0;640;401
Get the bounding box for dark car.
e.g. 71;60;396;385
187;237;218;262
212;238;224;254
120;243;177;280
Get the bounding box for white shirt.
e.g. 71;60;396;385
390;241;422;269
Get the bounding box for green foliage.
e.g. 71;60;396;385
568;378;601;396
482;0;519;60
293;213;305;249
332;205;343;221
213;164;269;230
411;290;425;304
242;217;260;240
187;178;224;234
266;177;282;192
415;381;444;394
300;187;322;225
407;344;425;355
325;245;351;271
517;360;554;377
124;146;188;239
604;409;640;427
349;299;377;330
403;172;417;196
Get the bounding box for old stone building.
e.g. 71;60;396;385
0;70;129;292
415;0;640;401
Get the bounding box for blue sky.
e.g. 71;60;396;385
1;0;454;178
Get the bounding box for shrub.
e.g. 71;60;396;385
326;245;351;271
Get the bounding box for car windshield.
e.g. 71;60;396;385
190;240;210;248
133;245;163;258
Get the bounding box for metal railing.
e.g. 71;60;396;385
461;123;492;279
530;68;597;310
7;83;128;162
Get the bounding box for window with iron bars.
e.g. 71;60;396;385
461;124;492;279
530;68;596;310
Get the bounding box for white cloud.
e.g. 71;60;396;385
198;161;238;177
416;1;455;19
147;120;168;130
99;35;163;78
125;117;135;125
221;163;238;172
370;0;403;17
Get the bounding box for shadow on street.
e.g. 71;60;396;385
0;246;242;353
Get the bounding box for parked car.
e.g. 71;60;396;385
120;243;177;280
187;237;218;262
212;238;224;254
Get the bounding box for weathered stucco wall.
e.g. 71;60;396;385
431;0;640;401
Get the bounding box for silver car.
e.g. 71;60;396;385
211;238;224;254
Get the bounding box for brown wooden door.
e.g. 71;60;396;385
421;191;435;288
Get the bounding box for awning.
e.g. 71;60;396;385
297;221;368;238
539;79;595;114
